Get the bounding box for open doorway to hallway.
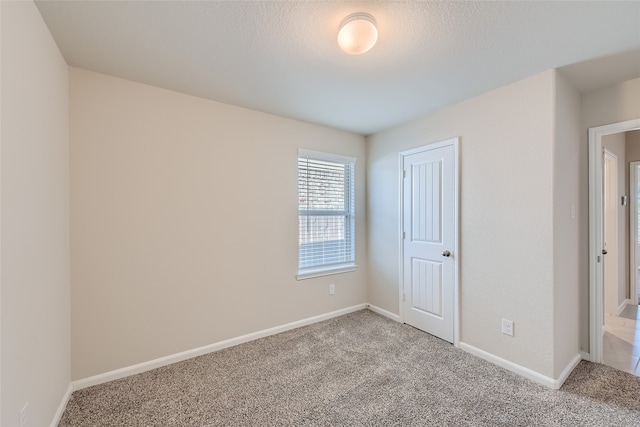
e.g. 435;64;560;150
601;129;640;376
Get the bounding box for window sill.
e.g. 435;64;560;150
296;264;358;280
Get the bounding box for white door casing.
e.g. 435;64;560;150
629;162;640;306
603;149;619;316
400;138;459;344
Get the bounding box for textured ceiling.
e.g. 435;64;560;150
35;1;640;135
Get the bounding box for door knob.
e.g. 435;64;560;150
602;249;608;255
442;250;451;257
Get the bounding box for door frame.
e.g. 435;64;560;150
603;148;619;316
630;161;640;306
589;118;640;363
398;137;460;347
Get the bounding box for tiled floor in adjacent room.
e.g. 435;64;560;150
604;304;640;376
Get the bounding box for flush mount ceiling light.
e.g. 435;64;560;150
337;13;378;55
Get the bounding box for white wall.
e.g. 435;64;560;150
70;68;367;380
367;71;557;377
1;2;71;426
601;132;628;307
552;71;581;378
580;77;640;352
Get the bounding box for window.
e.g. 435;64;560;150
297;150;356;279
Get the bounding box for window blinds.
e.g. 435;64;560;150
298;151;355;273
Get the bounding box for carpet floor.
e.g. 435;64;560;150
59;309;640;426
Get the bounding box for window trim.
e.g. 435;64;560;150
296;264;358;281
296;149;357;280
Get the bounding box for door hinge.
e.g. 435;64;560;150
403;170;406;178
403;231;406;239
597;255;601;263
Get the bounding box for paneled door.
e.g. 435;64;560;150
402;139;457;343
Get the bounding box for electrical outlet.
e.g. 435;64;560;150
502;319;514;336
20;402;28;427
329;284;335;295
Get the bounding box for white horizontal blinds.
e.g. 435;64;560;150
298;151;355;272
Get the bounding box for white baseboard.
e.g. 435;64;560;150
617;299;631;316
580;351;591;362
366;304;401;322
73;303;367;390
556;353;582;388
50;383;73;427
459;342;580;389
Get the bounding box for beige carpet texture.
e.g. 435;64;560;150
59;310;640;426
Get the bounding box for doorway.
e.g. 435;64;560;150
589;118;640;365
399;137;459;345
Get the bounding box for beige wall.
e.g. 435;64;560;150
580;77;640;352
552;71;581;378
70;68;367;380
625;130;640;161
1;2;71;426
367;71;557;377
